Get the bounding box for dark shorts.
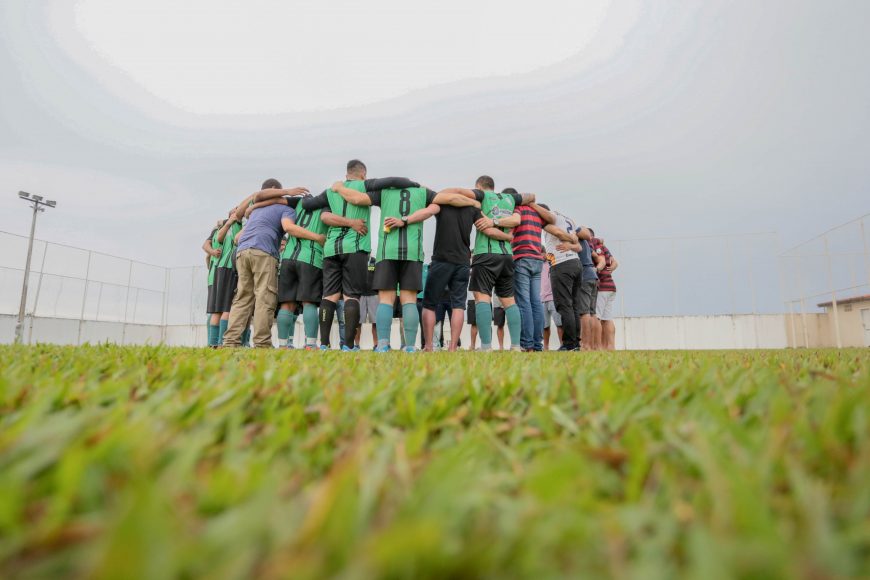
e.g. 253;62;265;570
206;283;218;314
493;306;506;327
372;259;424;292
579;279;599;316
469;254;515;298
422;260;470;310
466;299;476;326
278;259;323;304
322;251;369;298
212;267;239;313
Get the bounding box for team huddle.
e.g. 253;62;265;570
203;160;619;352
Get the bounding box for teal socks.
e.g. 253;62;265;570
207;323;219;347
505;304;521;349
376;303;393;347
241;327;251;347
475;302;493;348
277;309;295;346
218;319;228;345
402;303;419;348
303;303;318;344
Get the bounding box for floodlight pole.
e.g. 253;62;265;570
14;191;56;344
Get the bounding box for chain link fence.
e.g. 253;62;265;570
778;213;870;347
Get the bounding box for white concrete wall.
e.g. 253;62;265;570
1;312;806;350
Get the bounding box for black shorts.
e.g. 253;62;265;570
372;259;424;292
493;306;506;327
278;259;323;304
213;267;239;313
206;283;218;314
422;260;470;310
322;251;369;298
466;299;476;326
469;254;515;298
579;279;599;316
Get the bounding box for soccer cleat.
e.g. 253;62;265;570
402;346;416;353
374;345;391;353
319;345;330;351
341;345;353;352
304;345;318;351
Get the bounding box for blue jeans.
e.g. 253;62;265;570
514;258;544;350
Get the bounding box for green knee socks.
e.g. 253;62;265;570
475;302;493;349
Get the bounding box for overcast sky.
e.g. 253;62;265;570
1;0;868;313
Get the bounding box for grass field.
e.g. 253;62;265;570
1;346;869;579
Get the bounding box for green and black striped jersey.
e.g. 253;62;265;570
300;177;420;258
282;206;327;268
370;187;437;262
472;190;523;256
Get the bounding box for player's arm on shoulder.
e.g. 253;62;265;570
439;187;479;200
530;203;555;224
433;190;481;208
363;177;419;191
544;224;576;243
300;191;327;211
330;181;371;206
216;216;239;243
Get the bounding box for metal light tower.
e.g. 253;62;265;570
15;191;56;344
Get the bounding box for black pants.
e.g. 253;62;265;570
551;260;582;349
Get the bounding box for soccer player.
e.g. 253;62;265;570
211;209;243;345
329;182;478;352
270;195;329;350
508;188;555;351
301;160;418;351
203;220;223;347
450;176;535;351
420;187;485;352
223;180;308;348
541;208;591;351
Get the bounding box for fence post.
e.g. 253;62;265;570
861;218;870;289
671;239;680;316
120;260;133;345
76;251;93;345
27;242;48;345
824;236;843;348
161;268;170;344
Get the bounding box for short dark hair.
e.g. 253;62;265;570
261;178;282;189
501;187;518;194
589;228;596;237
475;175;495;190
347;159;367;174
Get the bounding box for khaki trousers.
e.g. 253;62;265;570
223;249;278;348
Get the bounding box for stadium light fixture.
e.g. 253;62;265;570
14;191;57;344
